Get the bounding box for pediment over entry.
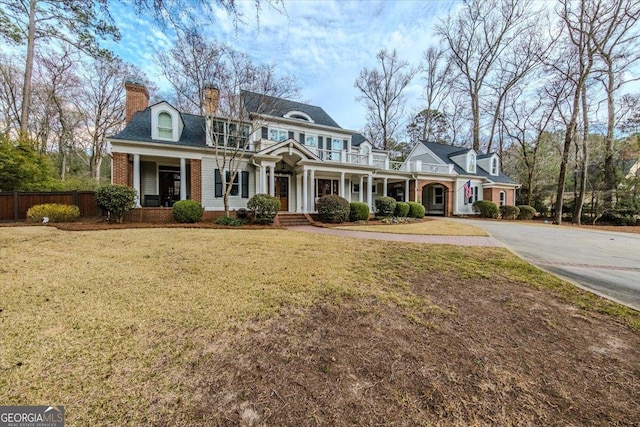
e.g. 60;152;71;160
255;138;320;161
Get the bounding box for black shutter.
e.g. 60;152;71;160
261;127;268;139
343;139;348;150
288;131;294;140
300;132;305;144
318;136;324;150
241;171;249;198
215;169;222;198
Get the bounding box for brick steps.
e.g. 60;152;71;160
278;213;312;226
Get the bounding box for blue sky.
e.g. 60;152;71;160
109;0;461;132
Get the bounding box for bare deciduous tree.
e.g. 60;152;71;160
355;49;417;151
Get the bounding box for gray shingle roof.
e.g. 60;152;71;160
351;133;367;147
110;108;206;147
421;141;517;184
241;90;341;129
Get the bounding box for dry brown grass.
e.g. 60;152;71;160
337;218;488;236
0;226;638;425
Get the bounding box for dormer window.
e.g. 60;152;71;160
491;158;499;175
158;112;173;140
284;110;314;123
467;153;476;173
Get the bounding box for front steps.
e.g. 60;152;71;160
277;213;312;227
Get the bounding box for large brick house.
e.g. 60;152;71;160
107;82;518;220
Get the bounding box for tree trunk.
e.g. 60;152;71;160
603;59;616;206
554;120;576;225
19;0;37;135
471;91;480;151
573;85;589;225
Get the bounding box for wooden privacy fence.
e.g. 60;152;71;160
0;191;98;221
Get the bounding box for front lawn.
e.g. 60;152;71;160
337;217;488;236
0;227;638;425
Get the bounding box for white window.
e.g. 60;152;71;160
499;191;506;206
269;128;287;142
331;138;342;160
468;153;476;173
212;121;250;148
492;158;499;175
158;112;173;139
305;134;318;147
434;187;444;205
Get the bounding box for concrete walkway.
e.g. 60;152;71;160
287;225;503;247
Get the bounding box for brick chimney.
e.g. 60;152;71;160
125;81;149;123
204;85;219;116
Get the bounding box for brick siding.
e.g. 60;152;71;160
112;153;130;185
190;159;202;203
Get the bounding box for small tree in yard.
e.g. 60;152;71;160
96;184;136;223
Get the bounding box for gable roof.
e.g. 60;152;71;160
241;90;341;129
421;141;516;184
110;108;206;147
351;133;368;147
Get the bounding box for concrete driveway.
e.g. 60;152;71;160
445;218;640;311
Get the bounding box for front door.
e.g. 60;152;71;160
432;186;444;211
275;176;289;211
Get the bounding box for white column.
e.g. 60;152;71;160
405;179;410;202
310;169;315;212
340;172;345;197
383;178;388;197
359;176;363;203
133;154;141;207
268;165;275;197
260;164;267;193
302;167;308;213
367;174;373;212
179;158;186;200
347;178;352;202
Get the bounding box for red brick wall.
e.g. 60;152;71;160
190;159;202;203
415;180;454;216
112;153;130;185
125;82;149;123
483;188;515;206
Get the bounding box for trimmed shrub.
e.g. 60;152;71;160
215;216;247;226
349;202;370;222
473;200;499;218
500;205;520;220
395;202;410;217
247;193;280;224
407;201;425;218
26;203;80;223
172;200;203;223
375;196;397;217
96;184;136;224
316;194;350;223
517;205;536;220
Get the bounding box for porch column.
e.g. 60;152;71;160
347;178;352;202
367;174;373;212
133;154;141;207
179;158;186;201
260;164;267;193
414;178;418;202
302;167;308;213
359;176;363;203
383;178;388;197
340;172;345;197
310;169;315;212
268;165;275;197
405;179;410;202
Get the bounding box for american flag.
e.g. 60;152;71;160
464;180;472;200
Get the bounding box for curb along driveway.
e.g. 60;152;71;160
444;218;640;311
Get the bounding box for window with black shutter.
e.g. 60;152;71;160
215;169;223;197
241;171;249;198
261;127;268;139
318;136;324;150
288;131;294;140
343;139;348;150
300;132;305;144
226;171;239;196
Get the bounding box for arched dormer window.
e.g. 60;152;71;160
284;110;314;123
158;112;173;140
491;157;499;175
